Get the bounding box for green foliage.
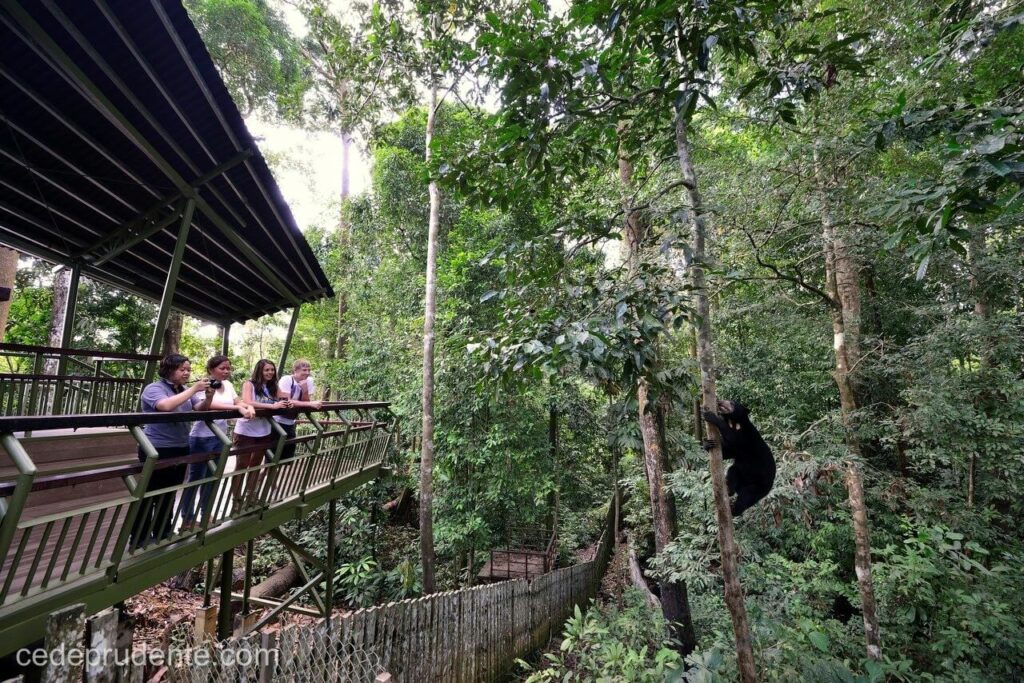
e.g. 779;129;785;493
518;591;683;682
874;522;1024;680
185;0;306;119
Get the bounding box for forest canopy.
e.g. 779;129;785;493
2;0;1021;680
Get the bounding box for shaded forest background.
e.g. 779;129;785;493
1;0;1022;680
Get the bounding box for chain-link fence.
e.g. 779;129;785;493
164;617;385;682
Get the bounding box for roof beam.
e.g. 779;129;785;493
1;2;299;306
0;116;139;213
78;148;253;265
0;66;161;202
148;0;321;291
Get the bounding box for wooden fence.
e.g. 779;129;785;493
10;497;617;683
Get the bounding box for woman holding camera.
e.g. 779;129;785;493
131;354;208;548
179;355;254;529
232;358;291;506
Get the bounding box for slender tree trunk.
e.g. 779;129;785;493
0;247;18;341
817;154;860;454
45;267;72;374
638;381;697;654
618;124;696;656
546;403;558;538
814;147;862;375
419;85;441;594
162;311;183;356
340;131;351;202
967;227;989;506
676;114;757;682
833;235;861;372
845;462;882;661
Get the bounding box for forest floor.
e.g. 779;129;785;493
124;579;350;653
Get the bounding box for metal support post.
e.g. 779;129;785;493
279;305;301;373
0;434;37;565
203;558;215;608
220;323;230;356
57;263;81;356
108;427;158;571
52;263;81;415
326;499;336;628
242;539;253;616
144;198;195;380
217;548;233;640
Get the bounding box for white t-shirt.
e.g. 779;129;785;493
189;381;237;439
234;382;277;438
274;375;315;426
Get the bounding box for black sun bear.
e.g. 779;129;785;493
703;399;776;517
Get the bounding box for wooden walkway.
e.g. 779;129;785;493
0;411;395;655
478;549;551;582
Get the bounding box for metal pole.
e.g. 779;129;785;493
220;323;230;356
217;548;233;640
326;499;336;628
58;263;81;352
52;263;81;415
144;198;195;380
242;539;253;616
278;305;301;372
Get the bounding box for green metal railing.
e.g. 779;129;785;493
0;343;158;418
0;401;395;648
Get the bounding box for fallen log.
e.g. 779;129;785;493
250;563;300;600
627;535;661;611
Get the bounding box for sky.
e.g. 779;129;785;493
245;119;369;231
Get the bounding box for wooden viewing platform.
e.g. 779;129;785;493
0;402;396;655
478;526;558;583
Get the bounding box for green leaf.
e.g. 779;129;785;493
808;631;829;652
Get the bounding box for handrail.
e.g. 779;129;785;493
0;343;161;362
0;403;396;615
0;402;390;433
0;374;147;383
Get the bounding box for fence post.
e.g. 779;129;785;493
43;603;86;682
85;607;119;683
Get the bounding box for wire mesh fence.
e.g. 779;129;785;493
162;618;385;683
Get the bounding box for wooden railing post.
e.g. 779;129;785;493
199;421;233;532
88;359;104;413
26;352;44;422
107;426;158;573
0;434;37;578
259;419;288;507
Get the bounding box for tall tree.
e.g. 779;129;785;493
0;247;18;342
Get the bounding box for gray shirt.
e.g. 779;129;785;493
140;379;193;448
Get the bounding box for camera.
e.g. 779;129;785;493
209;379;223;390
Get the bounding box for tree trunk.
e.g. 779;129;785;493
250;563;300;601
340;131;352;202
162;311;183;356
676;114;757;683
45;267;73;374
833;235;861;372
619;123;697;656
546;403;558;538
638;380;697;655
823;224;860;452
419;84;440;594
0;247;18;341
816;148;862;454
845;462;881;661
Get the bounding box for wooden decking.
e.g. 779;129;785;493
478;549;550;582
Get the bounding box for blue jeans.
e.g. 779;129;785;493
179;436;223;524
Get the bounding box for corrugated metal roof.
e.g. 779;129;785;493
0;0;334;323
